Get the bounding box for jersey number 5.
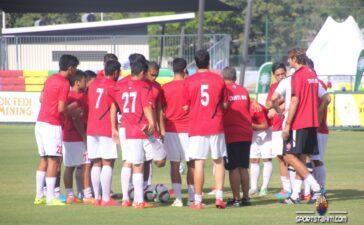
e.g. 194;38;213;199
121;92;137;113
200;84;209;106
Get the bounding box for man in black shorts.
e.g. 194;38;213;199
222;66;252;207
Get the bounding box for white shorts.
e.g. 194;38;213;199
35;122;63;157
87;135;118;160
188;133;227;160
250;128;273;159
271;130;284;156
119;128;166;164
164;132;189;162
311;133;328;161
63;142;90;167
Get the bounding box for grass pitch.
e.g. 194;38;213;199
0;125;363;225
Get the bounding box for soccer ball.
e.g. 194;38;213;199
316;195;329;216
144;185;156;202
128;185;134;200
154;184;170;203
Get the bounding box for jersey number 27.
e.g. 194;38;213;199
122;92;137;113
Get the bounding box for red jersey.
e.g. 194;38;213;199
250;103;270;127
86;77;116;137
183;71;228;136
62;90;86;142
97;70;104;79
37;74;70;125
318;80;329;134
162;80;189;133
266;82;284;131
223;83;252;143
291;66;319;130
146;80;162;109
111;78;153;139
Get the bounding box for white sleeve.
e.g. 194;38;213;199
318;83;327;98
275;79;287;96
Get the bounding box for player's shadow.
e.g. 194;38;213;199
325;189;364;202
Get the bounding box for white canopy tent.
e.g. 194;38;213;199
307;16;364;76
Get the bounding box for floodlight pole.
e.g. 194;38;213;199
239;0;253;86
2;11;5;29
197;0;205;50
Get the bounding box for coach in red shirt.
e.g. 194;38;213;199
221;66;252;207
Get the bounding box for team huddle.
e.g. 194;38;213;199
33;48;330;209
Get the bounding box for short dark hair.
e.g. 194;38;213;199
148;61;160;71
194;49;210;69
104;60;121;76
305;57;315;70
103;53;118;63
222;66;237;81
272;62;286;73
84;70;97;81
131;60;148;76
172;58;187;74
59;54;79;71
129;53;146;67
69;70;86;86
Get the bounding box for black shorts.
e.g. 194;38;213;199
224;141;251;170
283;128;319;155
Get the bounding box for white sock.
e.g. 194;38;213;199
291;178;302;200
261;161;273;189
172;183;182;200
45;177;56;203
91;166;101;200
121;167;132;201
66;188;74;197
313;165;326;188
132;173;144;204
280;176;292;193
83;187;93;199
250;163;260;190
288;166;296;187
304;174;320;192
36;171;46;198
100;165;112;202
215;190;223;201
187;185;195;201
75;167;83;196
54;187;60;198
43;187;47;197
147;164;153;186
194;194;202;204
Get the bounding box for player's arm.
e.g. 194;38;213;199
143;106;156;135
318;83;331;124
282;96;299;141
252;119;269;131
110;102;119;144
156;100;165;140
72;113;86;142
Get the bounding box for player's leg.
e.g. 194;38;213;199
91;159;102;204
260;158;272;196
249;158;260;196
186;160;195;205
81;147;93;203
170;161;183;206
46;156;63;204
143;160;152;188
63;166;75;199
119;127;133;206
99;136;118;206
312;133;327;189
239;142;251;205
193;159;205;206
275;155;292;200
35;156;47;204
210;133;227;209
303;154;314;201
75;166;83;199
225;142;241;206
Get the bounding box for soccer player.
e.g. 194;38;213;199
34;54;79;206
97;53;118;79
306;58;331;191
221;66;252;207
144;61;166;188
110;60;155;208
273;48;326;204
249;100;273;197
184;50;228;210
62;70;89;204
85;70;97;87
87;60;120;206
265;63;291;200
162;58;194;207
